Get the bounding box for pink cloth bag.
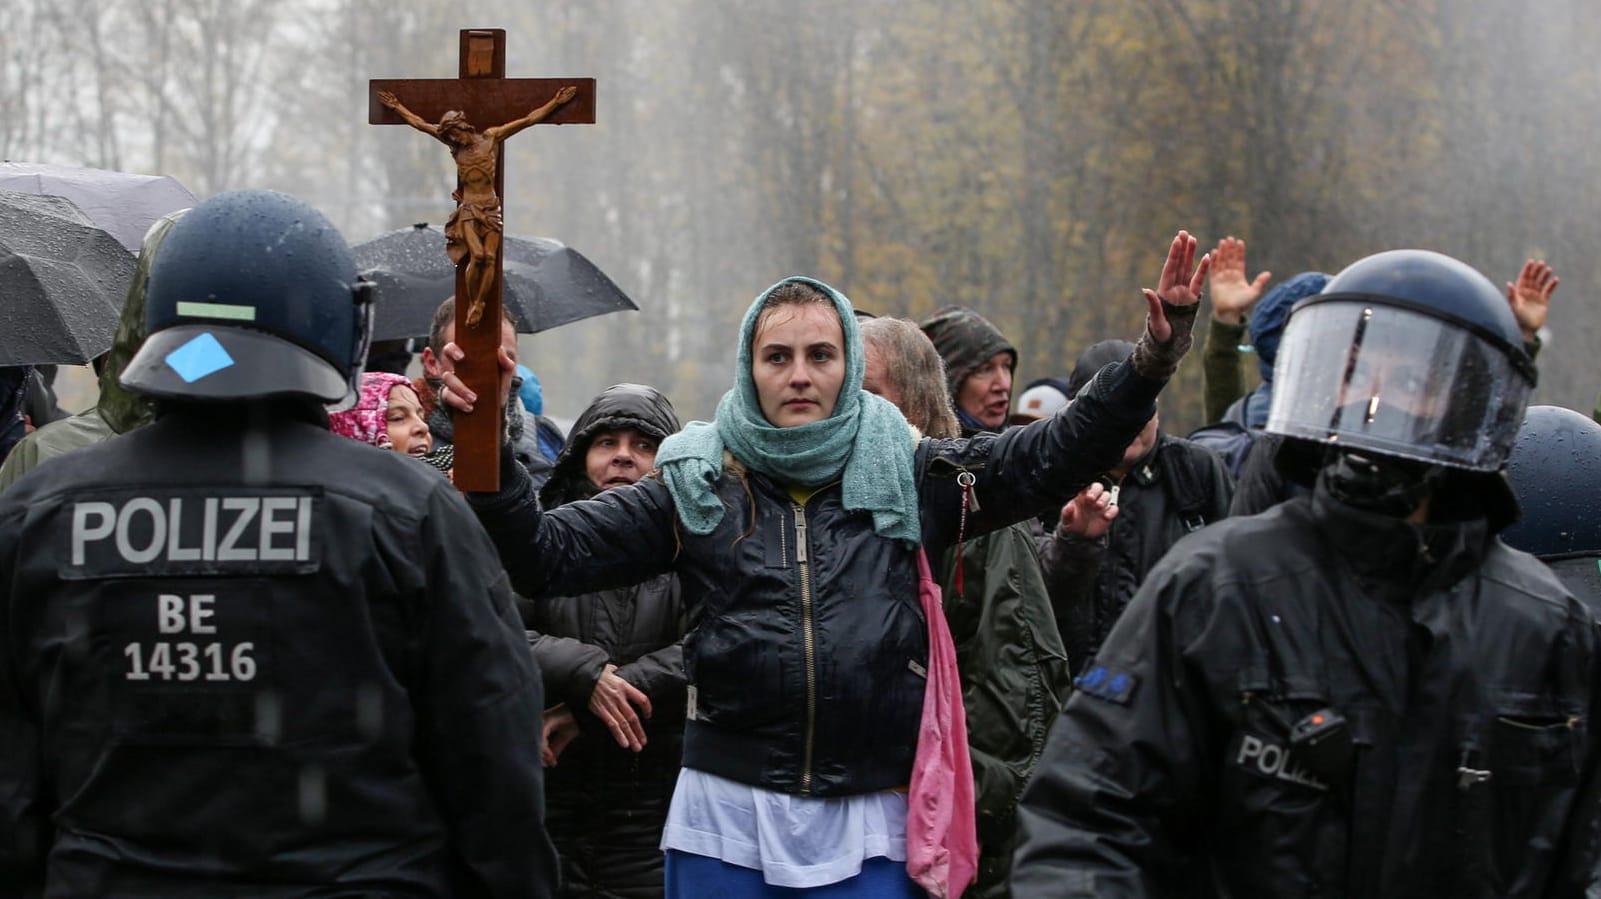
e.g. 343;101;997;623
905;547;979;898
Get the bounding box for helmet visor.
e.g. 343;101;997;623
1266;301;1531;471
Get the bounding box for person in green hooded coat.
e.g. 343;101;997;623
0;211;182;492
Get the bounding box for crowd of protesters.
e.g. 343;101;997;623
4;188;1601;899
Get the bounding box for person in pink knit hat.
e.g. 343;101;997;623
329;371;433;458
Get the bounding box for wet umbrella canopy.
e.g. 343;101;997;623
0;190;136;365
353;223;638;341
0;161;197;253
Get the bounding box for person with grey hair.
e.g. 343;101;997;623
861;316;1071;899
859;317;960;439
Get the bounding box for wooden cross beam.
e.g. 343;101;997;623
369;28;594;491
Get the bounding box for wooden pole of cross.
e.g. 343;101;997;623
369;28;594;491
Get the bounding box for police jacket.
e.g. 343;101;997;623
0;404;556;899
1039;432;1233;671
1013;474;1601;898
468;360;1165;798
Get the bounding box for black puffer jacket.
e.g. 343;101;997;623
470;359;1164;798
1014;474;1601;898
526;384;685;899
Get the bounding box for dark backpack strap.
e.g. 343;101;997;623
1157;437;1219;532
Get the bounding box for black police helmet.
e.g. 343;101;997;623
1312;249;1532;370
121;189;374;404
1501;405;1601;557
1266;249;1533;472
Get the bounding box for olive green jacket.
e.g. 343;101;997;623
939;523;1072;899
0;212;177;491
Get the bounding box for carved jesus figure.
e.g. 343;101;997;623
378;86;578;327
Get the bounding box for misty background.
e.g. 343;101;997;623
5;0;1598;431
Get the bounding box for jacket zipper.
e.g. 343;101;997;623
793;501;817;794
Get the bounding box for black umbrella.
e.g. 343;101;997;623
0;190;136;365
352;223;638;341
0;161;196;253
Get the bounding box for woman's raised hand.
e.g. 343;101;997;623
1142;230;1211;344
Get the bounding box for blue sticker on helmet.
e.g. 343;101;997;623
164;332;235;383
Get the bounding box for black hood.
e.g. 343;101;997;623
539;383;680;508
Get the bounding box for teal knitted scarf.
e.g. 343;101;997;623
656;277;921;543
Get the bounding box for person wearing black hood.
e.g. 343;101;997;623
526;383;687;899
1038;339;1232;672
1013;249;1601;898
0;210;182;490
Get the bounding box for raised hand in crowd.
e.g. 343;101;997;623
1142;230;1211;345
1207;236;1271;325
1506;257;1559;344
1056;481;1120;541
590;663;653;752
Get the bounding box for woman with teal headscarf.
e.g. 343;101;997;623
443;233;1209;897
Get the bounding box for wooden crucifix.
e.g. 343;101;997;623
369;28;594;491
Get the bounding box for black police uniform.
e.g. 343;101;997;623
0;189;557;898
1012;479;1601;897
1014;250;1601;898
0;409;555;897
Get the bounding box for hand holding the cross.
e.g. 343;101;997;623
436;339;518;417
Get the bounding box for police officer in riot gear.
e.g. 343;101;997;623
1013;249;1601;898
0;190;557;897
1502;404;1601;620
